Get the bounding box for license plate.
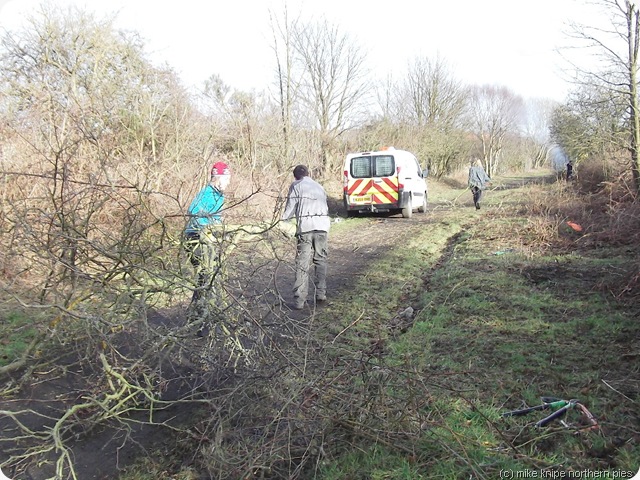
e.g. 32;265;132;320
351;195;371;204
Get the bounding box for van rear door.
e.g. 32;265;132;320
346;154;399;208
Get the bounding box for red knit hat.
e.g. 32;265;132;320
211;161;230;176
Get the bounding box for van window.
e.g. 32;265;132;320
350;155;396;178
351;156;371;178
413;158;423;176
374;155;395;177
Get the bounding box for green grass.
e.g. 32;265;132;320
0;312;38;368
313;174;640;478
319;445;426;480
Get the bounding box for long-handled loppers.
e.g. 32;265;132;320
502;397;599;431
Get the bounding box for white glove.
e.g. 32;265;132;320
277;221;297;239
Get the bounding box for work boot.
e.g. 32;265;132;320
291;298;306;310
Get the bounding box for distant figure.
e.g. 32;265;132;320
468;158;491;210
566;160;574;180
281;165;330;310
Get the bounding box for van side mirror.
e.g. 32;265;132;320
422;168;429;178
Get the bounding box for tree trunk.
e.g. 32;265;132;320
628;1;640;194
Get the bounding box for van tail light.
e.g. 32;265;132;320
343;170;348;191
397;166;404;190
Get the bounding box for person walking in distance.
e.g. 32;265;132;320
566;160;574;180
281;165;330;310
183;161;231;316
468;158;491;210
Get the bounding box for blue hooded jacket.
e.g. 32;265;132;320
185;184;224;234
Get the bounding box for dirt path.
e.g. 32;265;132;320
303;213;436;305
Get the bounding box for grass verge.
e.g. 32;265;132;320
313;177;639;478
0;311;39;369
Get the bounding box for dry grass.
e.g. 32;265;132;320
521;164;640;302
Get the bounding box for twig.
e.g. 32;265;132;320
442;280;465;307
452;187;471;205
0;333;45;378
602;379;638;404
332;309;365;344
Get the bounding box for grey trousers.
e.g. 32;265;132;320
471;186;484;206
293;231;328;303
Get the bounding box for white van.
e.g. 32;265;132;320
342;147;428;218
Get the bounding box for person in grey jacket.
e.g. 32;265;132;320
281;165;330;310
468;158;491;210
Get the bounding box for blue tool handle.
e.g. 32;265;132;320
502;403;550;417
535;404;570;427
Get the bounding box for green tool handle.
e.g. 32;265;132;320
501;400;568;417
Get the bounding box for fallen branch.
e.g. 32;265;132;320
332;309;365;344
0;333;45;379
602;379;638;405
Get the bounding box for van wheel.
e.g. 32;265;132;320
418;193;428;213
402;196;413;219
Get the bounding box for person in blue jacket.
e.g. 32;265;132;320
184;161;231;310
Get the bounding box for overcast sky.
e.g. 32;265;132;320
0;0;604;102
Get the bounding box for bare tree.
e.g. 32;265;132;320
365;57;471;177
0;6;299;478
374;73;400;122
291;17;369;173
268;6;302;169
550;82;628;173
201;74;274;171
404;56;466;129
0;7;229;475
466;85;524;176
403;56;469;177
565;0;640;193
521;98;557;170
